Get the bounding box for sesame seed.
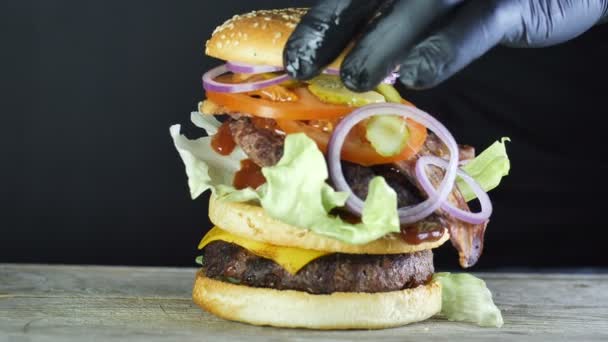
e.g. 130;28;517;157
216;42;222;49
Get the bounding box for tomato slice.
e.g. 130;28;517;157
206;88;354;120
207;74;427;165
276;116;427;166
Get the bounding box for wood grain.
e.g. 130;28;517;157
1;264;607;341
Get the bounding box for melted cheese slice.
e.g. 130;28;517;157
198;227;330;274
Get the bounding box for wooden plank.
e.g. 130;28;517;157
1;264;607;341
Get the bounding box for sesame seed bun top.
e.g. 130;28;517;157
205;8;344;69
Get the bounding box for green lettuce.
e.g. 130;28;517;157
458;138;511;201
170;113;246;199
434;273;504;328
258;134;400;244
190;111;222;135
170;114;400;245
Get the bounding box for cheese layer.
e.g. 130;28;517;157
198;227;330;274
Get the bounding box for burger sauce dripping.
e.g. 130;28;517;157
233;159;266;190
211;121;236;155
334;210;443;245
400;225;445;244
210;120;266;189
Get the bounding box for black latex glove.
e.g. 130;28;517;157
284;0;608;91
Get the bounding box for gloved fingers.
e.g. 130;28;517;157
341;0;462;92
502;0;608;47
283;0;383;80
398;0;520;89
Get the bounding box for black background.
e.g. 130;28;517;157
1;0;607;270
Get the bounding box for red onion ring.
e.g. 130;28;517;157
202;64;290;93
204;62;399;94
226;61;283;74
416;156;492;224
327;103;460;224
203;62;399;93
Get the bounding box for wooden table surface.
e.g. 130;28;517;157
0;264;606;341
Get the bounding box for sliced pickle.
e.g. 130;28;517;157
376;83;402;103
366;115;410;157
308;74;385;107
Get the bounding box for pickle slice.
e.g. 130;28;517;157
308;75;385;107
376;83;402;103
366;115;410;157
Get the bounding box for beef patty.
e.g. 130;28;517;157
228;117;283;167
202;241;434;294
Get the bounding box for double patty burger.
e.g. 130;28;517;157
171;8;508;329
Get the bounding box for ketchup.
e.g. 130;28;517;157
233;159;266;190
211;121;236;156
336;210;361;225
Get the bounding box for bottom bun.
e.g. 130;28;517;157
192;270;442;330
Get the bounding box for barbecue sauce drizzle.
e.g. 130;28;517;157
234;159;266;190
400;225;444;245
210;121;236;156
210;120;266;190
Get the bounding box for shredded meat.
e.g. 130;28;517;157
394;133;486;268
421;135;476;163
342;162;448;242
459;145;476;162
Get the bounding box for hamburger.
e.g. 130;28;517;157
170;8;508;329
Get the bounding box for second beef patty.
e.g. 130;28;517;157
202;240;434;294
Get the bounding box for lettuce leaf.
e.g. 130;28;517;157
190;111;222;135
458;138;510;201
433;272;504;328
169;114;246;199
170;115;400;245
259;133;399;244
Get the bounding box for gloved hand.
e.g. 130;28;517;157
284;0;608;91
